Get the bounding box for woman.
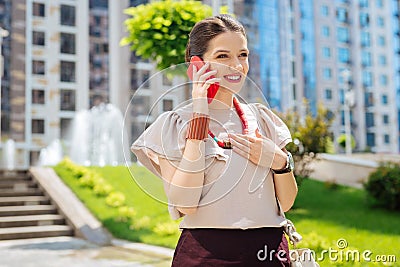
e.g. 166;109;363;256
131;14;298;266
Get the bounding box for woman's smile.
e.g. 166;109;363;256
223;73;242;83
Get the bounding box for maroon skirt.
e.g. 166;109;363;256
171;227;290;267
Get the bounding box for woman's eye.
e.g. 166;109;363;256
217;54;228;59
240;53;248;58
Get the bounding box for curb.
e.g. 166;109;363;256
111;238;174;259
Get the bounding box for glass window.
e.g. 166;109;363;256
366;132;375;147
360;13;370;27
336;8;348;23
130;68;150;90
60;61;76;82
323;68;332;79
379;55;387;66
337;27;349;43
60;33;76;54
362;71;373;87
60;89;76;111
338;47;350;63
365;92;374;107
32;89;45;104
60;5;75;26
32;31;45;46
321;5;329;16
380;74;388;86
361;51;372;66
361;31;371;46
339;89;345;104
359;0;369;8
32;2;45;17
325;88;332;100
32;119;45;134
384;134;390;144
32;60;45;75
291;39;295;56
366;112;374;127
60;118;72;140
377;36;385;46
377;16;384;27
322;47;331;58
376;0;383;8
381;94;388;104
383;114;389;124
322;26;330;37
162;99;173;111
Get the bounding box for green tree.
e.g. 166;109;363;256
278;100;335;183
121;0;215;74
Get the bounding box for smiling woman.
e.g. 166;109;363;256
131;14;298;267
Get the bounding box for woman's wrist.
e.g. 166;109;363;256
192;98;209;115
271;149;287;170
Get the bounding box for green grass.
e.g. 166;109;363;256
54;164;400;266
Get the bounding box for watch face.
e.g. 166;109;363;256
288;152;295;171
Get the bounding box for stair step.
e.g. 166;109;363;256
0;171;28;179
0;214;65;227
0;181;37;190
0;196;50;206
0;205;57;216
0;189;43;197
0;225;73;240
0;177;32;184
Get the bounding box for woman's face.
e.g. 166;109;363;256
202;31;249;94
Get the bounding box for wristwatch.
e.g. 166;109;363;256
272;152;294;174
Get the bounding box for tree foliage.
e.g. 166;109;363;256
278;101;334;182
121;0;214;73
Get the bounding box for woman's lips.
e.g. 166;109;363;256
223;74;242;83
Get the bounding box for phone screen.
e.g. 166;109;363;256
187;56;220;104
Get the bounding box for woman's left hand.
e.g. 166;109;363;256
229;130;287;169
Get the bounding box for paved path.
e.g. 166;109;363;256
0;236;173;267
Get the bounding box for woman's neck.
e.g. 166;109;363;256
208;89;234;109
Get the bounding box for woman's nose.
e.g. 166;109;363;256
230;58;243;71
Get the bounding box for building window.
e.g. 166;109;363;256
381;94;388;104
384;134;390;144
32;31;45;46
365;92;374;107
383;114;389;124
362;71;373;87
32;60;45;75
130;69;150;90
360;13;370;27
32;2;45;17
366;112;374;127
366;133;375;147
321;5;329;16
337;27;349;43
379;55;387;66
32;89;45;104
322;47;331;58
361;51;372;66
60;33;76;54
380;74;388;86
376;0;383;8
323;68;332;79
60;118;72;140
32;119;45;134
60;61;76;82
291;39;295;56
60;5;76;26
325;88;332;100
322;26;330;37
60;89;75;111
339;89;345;104
336;8;348;23
377;16;384;27
338;47;350;63
377;36;385;46
163;99;173;111
359;0;368;8
361;31;371;46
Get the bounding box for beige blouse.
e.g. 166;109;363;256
131;101;292;229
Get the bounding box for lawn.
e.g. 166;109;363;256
54;162;400;266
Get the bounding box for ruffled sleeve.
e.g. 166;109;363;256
249;103;292;149
130;110;187;179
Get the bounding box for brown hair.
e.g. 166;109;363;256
185;14;246;63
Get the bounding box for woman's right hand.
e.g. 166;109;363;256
191;62;220;114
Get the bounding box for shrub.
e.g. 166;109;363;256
105;192;126;207
93;182;113;196
130;216;151;230
116;206;137;222
153;221;180;236
364;163;400;211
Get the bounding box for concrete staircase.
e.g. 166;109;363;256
0;170;73;240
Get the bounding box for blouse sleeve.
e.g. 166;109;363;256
130;111;187;179
250;103;292;149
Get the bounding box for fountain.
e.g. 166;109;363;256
38;139;63;166
69;103;126;166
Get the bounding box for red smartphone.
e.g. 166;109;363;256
187;56;220;104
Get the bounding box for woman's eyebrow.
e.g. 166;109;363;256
212;48;249;54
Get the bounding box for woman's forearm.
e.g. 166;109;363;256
273;172;298;212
